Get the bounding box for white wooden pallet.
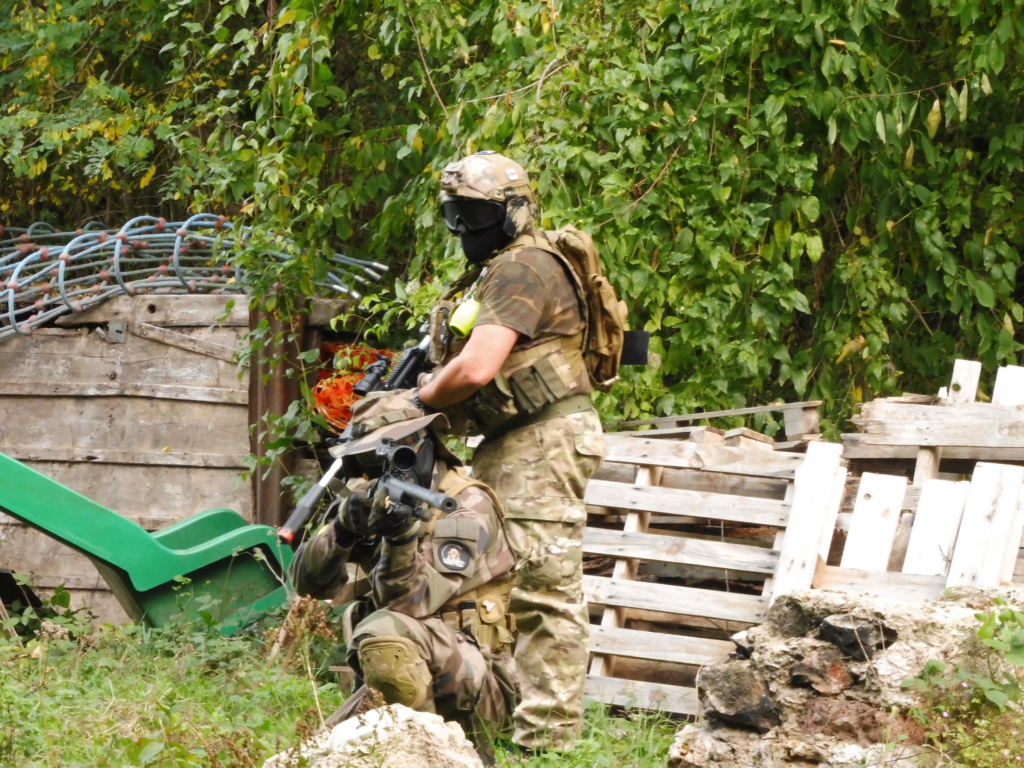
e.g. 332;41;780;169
582;435;846;714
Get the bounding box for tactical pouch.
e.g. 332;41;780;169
472;588;516;653
508;349;576;414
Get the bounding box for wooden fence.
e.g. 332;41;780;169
582;361;1024;713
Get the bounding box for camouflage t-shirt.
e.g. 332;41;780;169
474;246;583;340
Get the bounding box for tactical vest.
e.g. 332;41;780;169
429;233;595;438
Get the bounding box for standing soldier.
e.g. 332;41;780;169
288;401;519;759
415;151;606;754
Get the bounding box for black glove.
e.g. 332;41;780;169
366;482;420;542
332;491;371;547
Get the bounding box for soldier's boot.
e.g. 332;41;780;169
358;635;433;710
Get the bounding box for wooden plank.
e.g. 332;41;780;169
0;462;252;521
813;562;946;601
590;465;659;678
903;479;969;576
847;401;1024;448
583;575;767;624
841;442;1024;462
912;447;942;486
819;466;848;562
0;397;248;459
839;473;908;571
53;294;343;328
783;403;821;440
0;327;246;392
602;434;806;478
659;467;789;500
947;359;983;403
583;527;778;574
589;625;733;665
585;676;698;715
0;382;247;404
131;321;238;363
592;605;755;635
993;366;1024;406
3;447;249;469
619;401;823;428
55;294;251;327
584;480;790;527
770;441;844;601
946;463;1024;587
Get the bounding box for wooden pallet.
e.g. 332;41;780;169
818;361;1024;600
582;433;846;713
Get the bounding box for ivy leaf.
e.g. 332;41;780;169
805;235;824;264
799;196;820;224
926;97;941;138
974;281;996;309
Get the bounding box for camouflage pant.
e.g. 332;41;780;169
339;606;518;749
472;409;605;751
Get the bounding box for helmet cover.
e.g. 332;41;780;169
440;151;537;239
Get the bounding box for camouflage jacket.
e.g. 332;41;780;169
289;465;516;618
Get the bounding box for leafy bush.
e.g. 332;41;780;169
898;598;1024;766
2;0;1022;432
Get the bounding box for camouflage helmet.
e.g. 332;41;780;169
439;151;537;238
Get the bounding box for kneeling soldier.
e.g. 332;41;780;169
289;393;519;757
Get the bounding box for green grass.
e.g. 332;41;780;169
0;596;678;767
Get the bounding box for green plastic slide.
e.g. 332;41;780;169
0;452;292;634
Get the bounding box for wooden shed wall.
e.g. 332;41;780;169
0;294;340;623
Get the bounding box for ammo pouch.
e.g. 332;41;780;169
448;333;586;437
437;580;516;653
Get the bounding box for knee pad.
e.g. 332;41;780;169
357;635;431;709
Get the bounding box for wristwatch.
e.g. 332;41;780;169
412;389;435;414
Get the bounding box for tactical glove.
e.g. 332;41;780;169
366;482;421;542
332;491;371;548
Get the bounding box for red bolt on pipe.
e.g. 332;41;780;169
6;281;18;292
99;270;110;281
156;217;166;231
97;232;107;243
38;247;49;261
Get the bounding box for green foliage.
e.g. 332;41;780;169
896;598;1024;765
0;596;343;767
495;701;677;767
2;0;1022;430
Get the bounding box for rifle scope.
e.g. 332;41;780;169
376;443;417;473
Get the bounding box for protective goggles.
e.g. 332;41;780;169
440;197;505;233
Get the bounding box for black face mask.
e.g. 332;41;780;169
458;221;513;263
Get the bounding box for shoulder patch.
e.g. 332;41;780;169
438;541;471;572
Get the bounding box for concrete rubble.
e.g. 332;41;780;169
668;588;1024;768
264;703;484;768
